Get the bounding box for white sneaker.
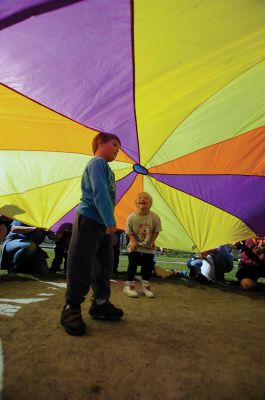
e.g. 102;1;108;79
142;284;155;298
123;281;139;298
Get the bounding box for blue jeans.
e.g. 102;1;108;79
2;239;48;273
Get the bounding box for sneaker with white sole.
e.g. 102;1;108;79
142;282;155;298
123;281;139;297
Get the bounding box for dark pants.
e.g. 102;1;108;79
236;262;265;282
50;246;68;272
113;243;120;273
66;214;114;306
126;251;154;281
212;253;233;281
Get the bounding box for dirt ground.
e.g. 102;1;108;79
0;276;265;400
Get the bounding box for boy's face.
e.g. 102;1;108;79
136;193;151;211
98;139;120;162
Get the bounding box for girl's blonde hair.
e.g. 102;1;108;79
135;192;153;207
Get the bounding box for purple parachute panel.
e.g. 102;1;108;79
0;0;139;161
151;173;265;235
50;206;76;232
116;171;137;204
0;0;48;21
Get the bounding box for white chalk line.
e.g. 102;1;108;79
0;298;48;304
39;281;67;288
0;304;21;317
37;293;55;297
0;284;58;317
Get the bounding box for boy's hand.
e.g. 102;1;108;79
129;241;138;251
150;241;156;250
106;225;116;235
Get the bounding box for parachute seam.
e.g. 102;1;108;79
0;170;136;198
130;0;140;164
0;176;82;197
151;173;265;178
147;176;199;251
0;0;84;30
152;176;256;237
145;58;265;167
149;125;265;170
0;83;134;163
115;172;137;207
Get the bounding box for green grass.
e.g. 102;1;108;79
116;253;238;280
2;247;265;284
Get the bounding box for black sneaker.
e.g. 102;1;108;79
89;300;124;321
61;304;86;336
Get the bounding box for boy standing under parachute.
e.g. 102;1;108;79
61;132;124;336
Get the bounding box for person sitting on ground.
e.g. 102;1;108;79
235;237;265;290
187;244;234;284
49;223;73;274
123;192;162;298
187;251;216;283
0;220;52;274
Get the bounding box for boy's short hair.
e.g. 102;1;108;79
136;192;153;207
92;132;121;154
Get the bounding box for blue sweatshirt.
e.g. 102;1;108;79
77;157;116;227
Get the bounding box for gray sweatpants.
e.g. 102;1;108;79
65;213;114;306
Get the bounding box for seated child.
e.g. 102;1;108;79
187;252;216;283
236;237;265;289
188;244;234;284
123;192;162;298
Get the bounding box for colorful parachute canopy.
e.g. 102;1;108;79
0;0;265;252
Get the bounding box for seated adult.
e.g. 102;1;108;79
236;237;265;289
1;220;51;274
187;252;216;283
